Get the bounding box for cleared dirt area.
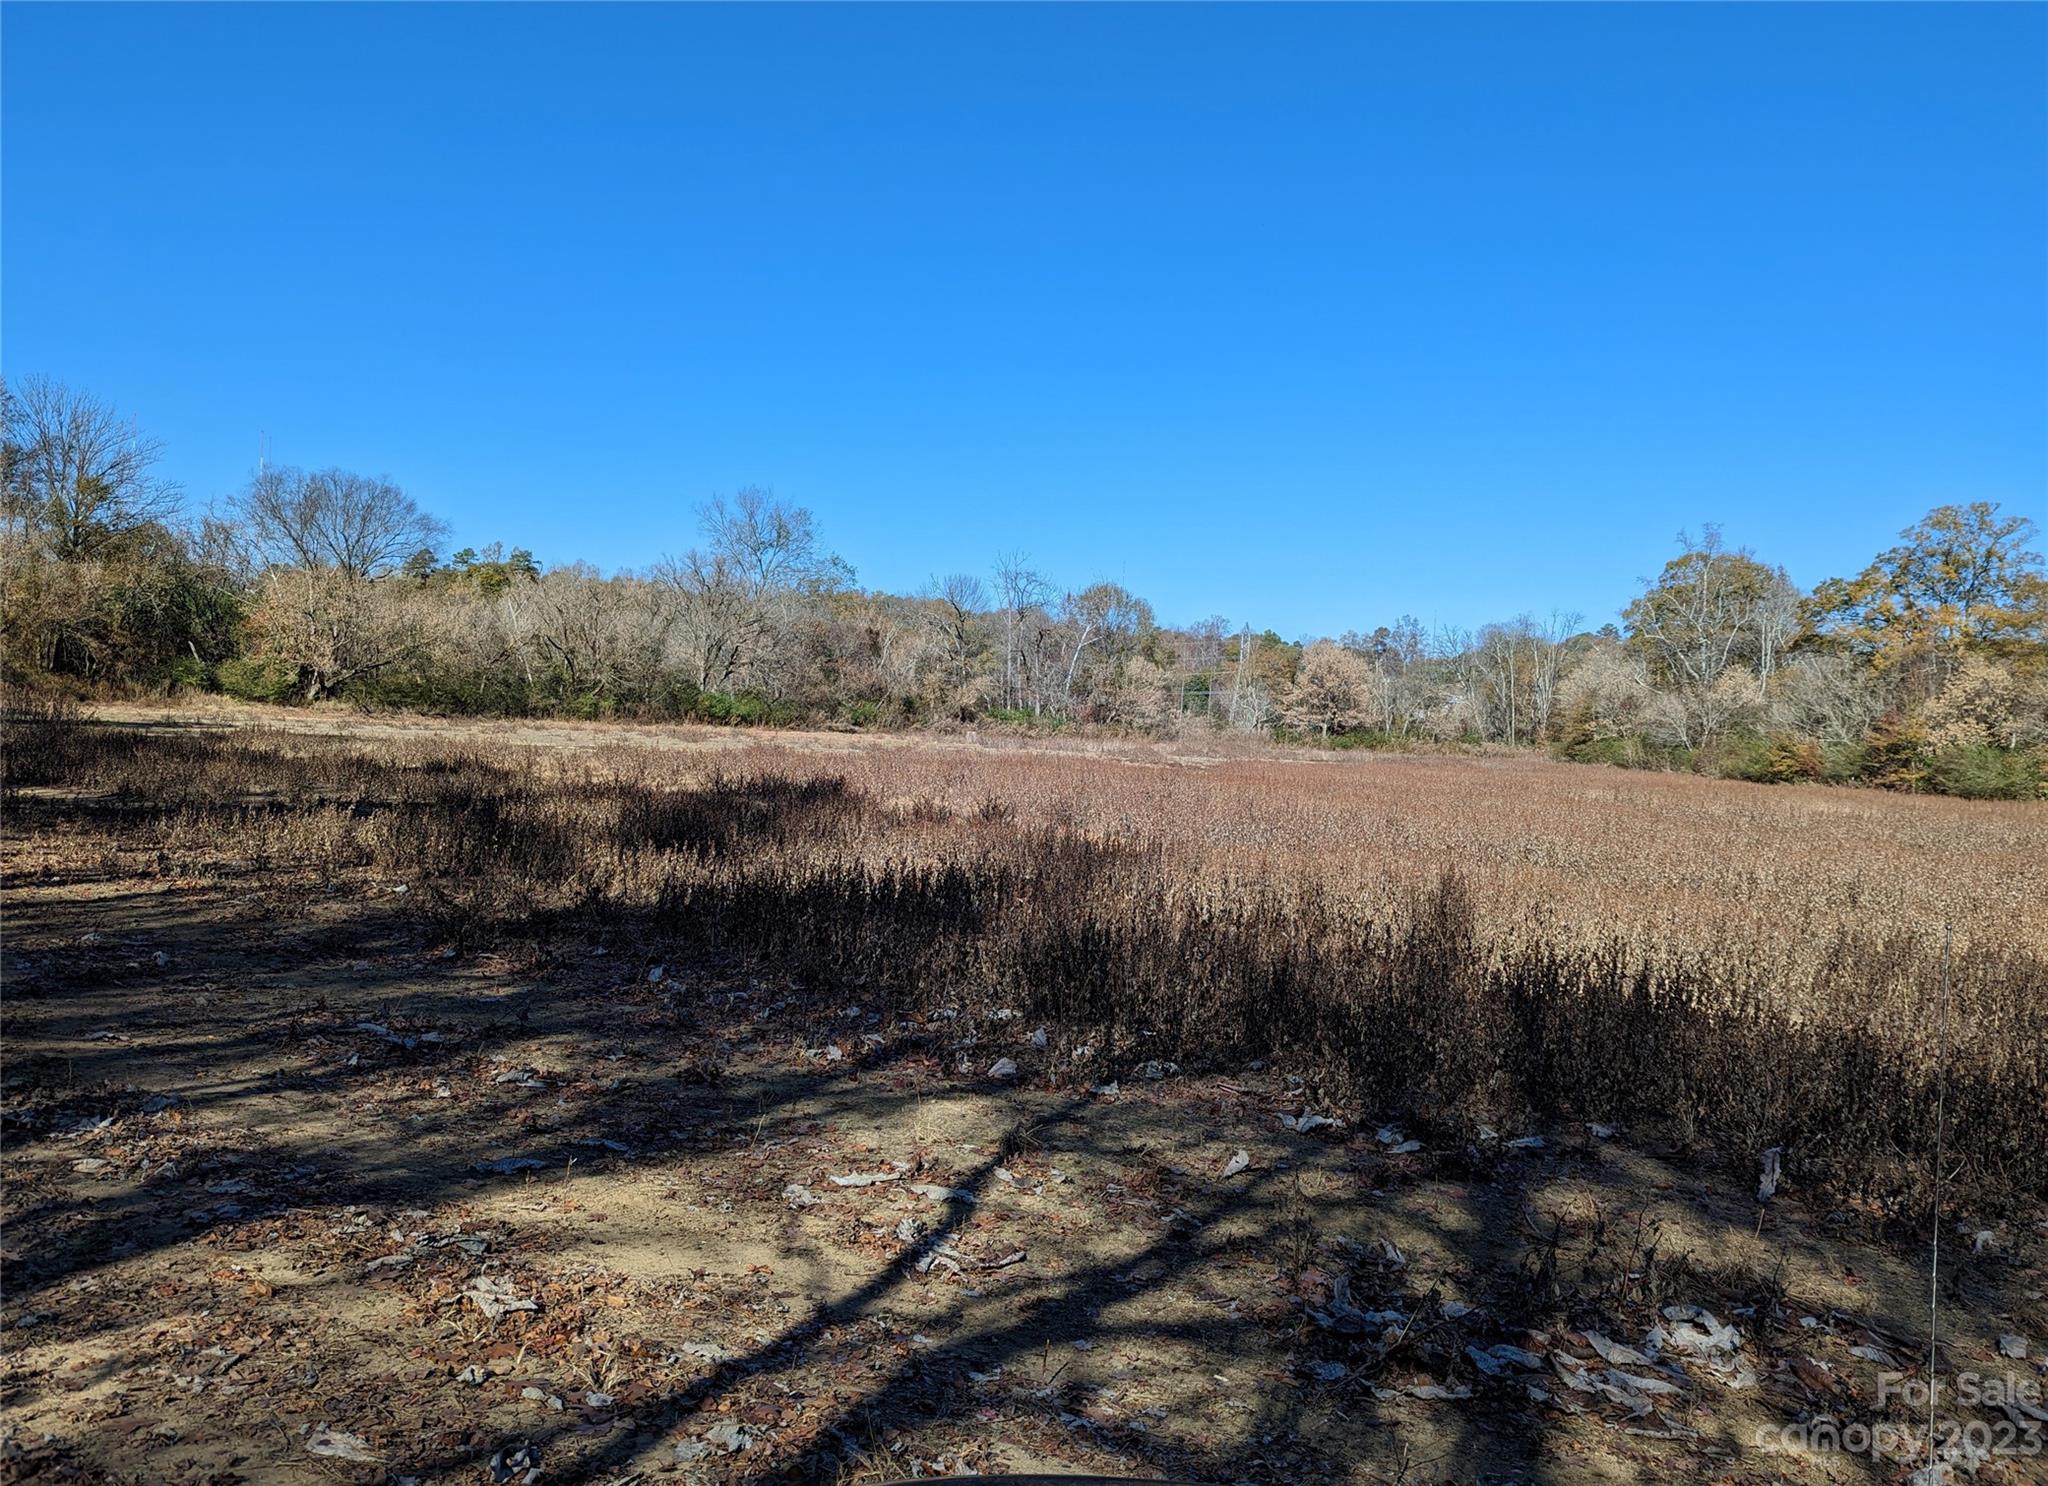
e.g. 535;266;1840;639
2;706;2044;1485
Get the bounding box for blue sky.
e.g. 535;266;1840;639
5;3;2043;637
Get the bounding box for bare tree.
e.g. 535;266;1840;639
1339;616;1429;736
1477;621;1527;743
1;375;180;560
1769;651;1883;745
502;564;669;705
1623;527;1800;746
1556;640;1657;743
654;487;848;695
235;466;447;579
244;566;429;702
1527;610;1583;740
226;465;448;701
1225;625;1283;732
992;554;1054;713
923;573;989;708
1466;613;1584;744
1054;582;1149;715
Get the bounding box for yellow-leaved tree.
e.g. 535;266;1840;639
1810;502;2047;693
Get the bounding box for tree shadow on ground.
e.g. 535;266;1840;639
3;763;2026;1486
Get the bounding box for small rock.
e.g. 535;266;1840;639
1758;1147;1783;1203
487;1444;541;1484
1281;1112;1343;1134
461;1274;538;1321
703;1421;752;1453
305;1426;379;1462
829;1170;902;1188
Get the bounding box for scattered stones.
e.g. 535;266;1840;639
1281;1112;1343;1134
460;1274;538;1321
487;1444;541;1484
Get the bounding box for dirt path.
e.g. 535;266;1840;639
74;700;1260;771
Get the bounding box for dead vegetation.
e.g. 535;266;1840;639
7;706;2042;1207
2;705;2044;1484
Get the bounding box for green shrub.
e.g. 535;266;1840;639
1559;733;1641;769
214;656;299;704
1713;733;1777;783
1819;742;1867;784
689;690;787;727
160;655;211;693
1926;745;2044;801
693;690;739;724
1714;733;1822;784
1557;731;1699;773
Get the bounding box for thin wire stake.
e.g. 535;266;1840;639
1925;922;1953;1477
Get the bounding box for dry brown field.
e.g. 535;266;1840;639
2;702;2043;1486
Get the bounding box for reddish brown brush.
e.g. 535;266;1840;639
6;706;2042;1204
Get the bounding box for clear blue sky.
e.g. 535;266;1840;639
5;3;2043;637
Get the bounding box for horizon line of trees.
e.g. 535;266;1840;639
4;374;2045;798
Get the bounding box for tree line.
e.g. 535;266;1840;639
4;375;2044;797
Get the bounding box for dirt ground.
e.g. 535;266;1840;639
3;710;2044;1485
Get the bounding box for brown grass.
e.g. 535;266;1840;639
7;703;2044;1205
